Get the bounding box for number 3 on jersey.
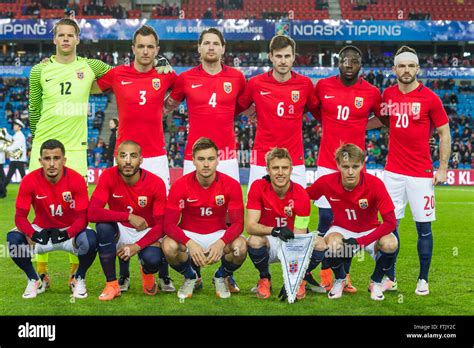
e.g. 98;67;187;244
209;93;217;108
139;90;146;105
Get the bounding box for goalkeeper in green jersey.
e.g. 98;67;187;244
28;18;110;286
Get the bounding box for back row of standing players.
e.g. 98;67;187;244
25;19;451;299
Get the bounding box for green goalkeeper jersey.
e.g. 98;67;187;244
28;56;110;152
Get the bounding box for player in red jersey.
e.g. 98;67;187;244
88;141;167;301
92;25;176;293
7;139;97;299
162;137;247;299
306;144;398;301
306;45;383;293
163;28;246;181
380;46;451;296
237;35;318;191
93;25;176;191
246;147;326;300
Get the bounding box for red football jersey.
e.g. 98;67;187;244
91;167;166;228
313;76;382;170
166;171;244;233
15;167;88;229
169;64;246;161
382;84;449;178
306;172;394;232
246;178;311;230
238;71;316;166
97;64;177;158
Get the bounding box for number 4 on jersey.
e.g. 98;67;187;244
209;93;217;108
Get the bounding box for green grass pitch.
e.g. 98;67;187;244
0;185;472;316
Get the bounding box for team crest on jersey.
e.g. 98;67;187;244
359;199;369;209
284;206;293;217
289;260;298;274
76;71;84;80
138;196;147;208
355;97;364;109
62;191;72;203
152;78;161;90
215;195;225;206
223;82;232;94
411;102;421;115
291;90;300;103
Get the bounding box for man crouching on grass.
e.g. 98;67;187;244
306;143;398;301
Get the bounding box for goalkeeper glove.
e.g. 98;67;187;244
49;228;70;244
31;230;50;245
271;226;294;242
154;55;173;74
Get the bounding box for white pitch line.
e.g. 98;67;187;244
437;202;474;205
436;188;474;193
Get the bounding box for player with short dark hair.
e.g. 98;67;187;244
380;46;451;295
306;144;398;301
237;34;318;191
246;147;323;300
305;44;383;293
88;141;167;301
7;139;97;299
162;137;247;299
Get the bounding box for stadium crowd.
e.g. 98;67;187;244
0;76;472;170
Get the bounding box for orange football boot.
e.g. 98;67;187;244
141;267;158;296
320;268;333;291
296;280;307;300
343;273;358;293
256;278;271;299
98;280;121;301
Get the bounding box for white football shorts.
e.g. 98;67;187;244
383;170;435;222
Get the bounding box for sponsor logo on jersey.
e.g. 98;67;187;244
138;196;147;207
359;198;369;209
215;195;225;206
62;191;72;203
291;90;300;103
76;71;84;80
223;82;232;94
284;206;293;217
289;260;298;274
152;78;161;90
355;97;364;109
411;102;421;115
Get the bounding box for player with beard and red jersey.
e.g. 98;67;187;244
88;141;167;301
305;45;383;294
162;138;246;300
163;28;246;181
7;139;96;299
306;144;397;301
237;35;317;191
91;25;176;293
380;46;451;296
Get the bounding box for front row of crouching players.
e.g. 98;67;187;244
8;138;397;302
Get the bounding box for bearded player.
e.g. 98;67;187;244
381;46;451;295
7;139;97;299
91;24;176;293
162;137;247;299
237;35;318;191
163;27;246;292
306;144;397;301
246;147;326;300
88;141;167;300
305;45;383;294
